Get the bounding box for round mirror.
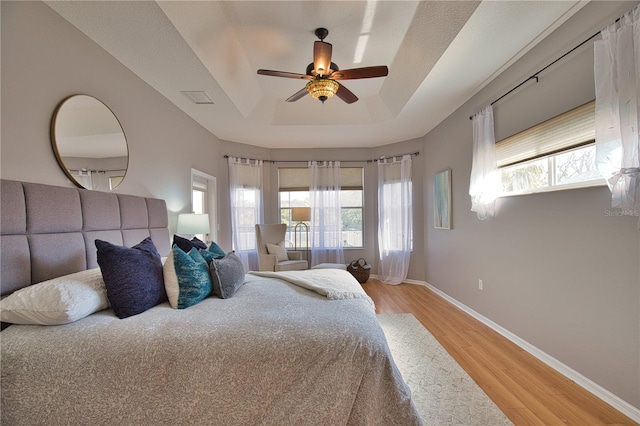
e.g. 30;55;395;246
51;95;128;191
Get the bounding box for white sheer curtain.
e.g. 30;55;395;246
594;4;640;214
309;161;344;266
377;155;412;285
228;156;263;272
469;105;500;220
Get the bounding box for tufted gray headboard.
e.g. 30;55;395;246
0;179;170;296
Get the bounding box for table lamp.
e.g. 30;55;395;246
177;213;210;241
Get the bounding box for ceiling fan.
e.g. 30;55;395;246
257;28;389;104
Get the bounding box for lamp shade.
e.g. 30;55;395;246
291;207;311;222
177;213;210;235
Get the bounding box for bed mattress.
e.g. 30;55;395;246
1;272;421;425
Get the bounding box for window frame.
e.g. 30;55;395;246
499;143;605;197
339;189;365;249
279;189;365;249
497;101;606;197
278;167;365;249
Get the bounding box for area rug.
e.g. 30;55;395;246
378;313;513;426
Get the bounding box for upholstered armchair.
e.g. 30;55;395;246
255;224;308;272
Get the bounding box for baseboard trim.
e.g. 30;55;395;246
410;281;640;423
369;275;428;287
402;278;429;286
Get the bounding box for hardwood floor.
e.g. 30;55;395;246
362;279;638;426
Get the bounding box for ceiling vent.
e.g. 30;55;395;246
181;91;214;105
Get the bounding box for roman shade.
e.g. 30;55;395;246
279;167;363;191
496;100;595;167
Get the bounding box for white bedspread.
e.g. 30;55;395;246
248;269;374;307
1;272;421;425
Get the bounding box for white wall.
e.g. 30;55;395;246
421;0;639;408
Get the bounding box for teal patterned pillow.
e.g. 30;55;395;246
163;245;212;309
208;242;226;259
199;243;227;264
199;242;227;264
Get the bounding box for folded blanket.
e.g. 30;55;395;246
248;269;375;309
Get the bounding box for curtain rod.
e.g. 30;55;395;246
224;151;419;164
223;155;274;164
469;25;608;120
368;151;420;163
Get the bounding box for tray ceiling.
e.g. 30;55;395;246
46;1;587;149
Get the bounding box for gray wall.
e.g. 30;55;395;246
0;1;258;251
422;0;639;408
1;0;638;411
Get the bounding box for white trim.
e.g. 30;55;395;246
402;278;428;286
412;281;640;423
370;275;428;287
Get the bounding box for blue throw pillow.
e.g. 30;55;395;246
198;241;227;264
210;252;245;299
95;237;166;319
172;246;212;309
208;241;226;259
172;235;207;253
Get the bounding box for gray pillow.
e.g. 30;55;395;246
210;252;245;299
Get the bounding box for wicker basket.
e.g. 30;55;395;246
347;258;371;283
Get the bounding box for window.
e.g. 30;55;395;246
340;190;364;248
279;190;310;249
192;180;206;214
227;158;263;272
191;169;217;242
278;168;364;248
380;181;413;250
498;100;604;195
232;187;261;250
501;144;602;195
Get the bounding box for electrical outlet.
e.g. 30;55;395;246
478;279;483;290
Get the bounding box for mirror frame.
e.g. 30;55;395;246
50;94;128;191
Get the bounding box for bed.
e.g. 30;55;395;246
0;179;421;425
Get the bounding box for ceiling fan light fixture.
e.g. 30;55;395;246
306;79;339;103
256;27;386;105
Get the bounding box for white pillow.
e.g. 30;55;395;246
162;249;179;308
266;242;288;262
0;268;110;325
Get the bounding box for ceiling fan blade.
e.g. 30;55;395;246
331;66;389;80
257;69;312;80
336;83;358;104
313;41;333;77
285;88;309;102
